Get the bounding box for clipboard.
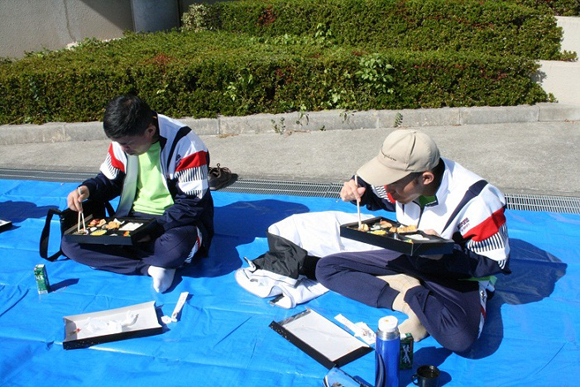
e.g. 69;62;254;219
269;308;373;369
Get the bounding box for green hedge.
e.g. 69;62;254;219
514;0;580;16
0;31;548;125
183;0;569;60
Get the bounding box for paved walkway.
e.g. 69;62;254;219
1;105;579;197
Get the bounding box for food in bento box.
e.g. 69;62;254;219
356;220;417;235
72;218;128;236
105;220;122;230
389;224;417;233
119;222;143;232
379;220;394;229
341;217;453;255
88;218;106;227
358;223;370;232
65;217;155;246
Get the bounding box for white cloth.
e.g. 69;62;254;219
235;211;383;308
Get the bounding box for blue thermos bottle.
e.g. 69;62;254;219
375;316;400;387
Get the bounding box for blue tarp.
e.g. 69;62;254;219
0;179;579;386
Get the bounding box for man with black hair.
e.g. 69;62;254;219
316;129;510;352
63;94;214;293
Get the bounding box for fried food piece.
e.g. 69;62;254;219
379;220;393;229
358;223;370;232
389;224;418;233
88;218;102;227
105;220;121;230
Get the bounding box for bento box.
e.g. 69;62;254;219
63;301;163;350
340;216;454;256
63;216;156;245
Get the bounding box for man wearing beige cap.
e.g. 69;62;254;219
316;129;511;352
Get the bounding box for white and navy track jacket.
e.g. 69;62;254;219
358;158;510;282
81;114;214;254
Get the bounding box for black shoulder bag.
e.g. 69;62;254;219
39;200;115;262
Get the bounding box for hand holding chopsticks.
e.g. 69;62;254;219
77;187;86;233
338;177;367;230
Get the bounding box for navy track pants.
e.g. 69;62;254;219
316;249;483;352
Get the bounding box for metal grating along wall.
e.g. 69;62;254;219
1;170;579;214
222;179;580;214
506;194;580;214
221;179;344;198
0;168;95;183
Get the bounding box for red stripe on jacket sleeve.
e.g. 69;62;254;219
175;151;208;172
463;208;506;242
109;144;125;173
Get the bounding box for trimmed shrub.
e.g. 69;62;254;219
0;31;548;125
514;0;580;16
183;0;569;60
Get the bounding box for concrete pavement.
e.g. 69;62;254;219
1;104;579;197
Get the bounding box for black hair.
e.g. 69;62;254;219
432;158;444;178
103;95;154;139
410;158;444;186
424;158;445;188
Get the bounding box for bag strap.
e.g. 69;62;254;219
39;201;115;262
39;208;63;262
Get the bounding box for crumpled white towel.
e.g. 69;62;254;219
234;266;328;309
235;211;384;308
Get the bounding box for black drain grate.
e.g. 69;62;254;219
505;194;580;214
221;179;343;198
1;170;579;214
223;179;580;214
0;168;95;183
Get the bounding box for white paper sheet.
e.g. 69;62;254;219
282;309;370;361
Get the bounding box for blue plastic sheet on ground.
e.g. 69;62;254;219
0;179;579;386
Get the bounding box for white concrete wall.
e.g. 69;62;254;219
0;0;191;59
0;0;134;59
537;17;580;106
558;16;580;54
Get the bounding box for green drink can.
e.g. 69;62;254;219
399;333;414;369
34;264;50;294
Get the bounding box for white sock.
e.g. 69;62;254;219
148;266;176;293
378;274;427;342
377;273;420;292
392;292;428;342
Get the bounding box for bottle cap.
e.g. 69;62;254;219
378;316;398;332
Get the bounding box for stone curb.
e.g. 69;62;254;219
1;103;579;146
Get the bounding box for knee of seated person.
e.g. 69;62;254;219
315;257;344;283
441;329;478;353
450;339;477;354
314;259;332;283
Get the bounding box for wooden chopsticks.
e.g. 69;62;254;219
355;175;362;230
77;187;86;233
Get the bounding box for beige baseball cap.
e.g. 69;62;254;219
357;129;440;186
